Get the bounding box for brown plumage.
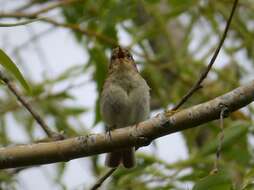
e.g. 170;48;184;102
100;46;150;168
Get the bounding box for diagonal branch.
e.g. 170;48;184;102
172;0;239;110
0;80;253;169
90;168;117;190
0;18;42;27
0;71;64;140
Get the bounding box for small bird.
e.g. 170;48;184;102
100;46;150;168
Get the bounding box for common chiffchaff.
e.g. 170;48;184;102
100;46;150;168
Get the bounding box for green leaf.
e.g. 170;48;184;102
193;172;232;190
0;49;30;93
61;106;87;116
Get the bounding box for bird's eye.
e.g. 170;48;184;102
111;54;117;61
126;53;133;60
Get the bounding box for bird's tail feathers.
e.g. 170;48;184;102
105;148;135;168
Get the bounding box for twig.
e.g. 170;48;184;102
0;12;37;19
211;104;229;173
90;168;117;190
14;0;82;16
172;0;239;111
0;71;64;140
30;0;83;16
0;12;117;45
0;18;42;27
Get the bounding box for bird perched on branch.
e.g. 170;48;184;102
100;46;150;168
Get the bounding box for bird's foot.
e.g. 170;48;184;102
106;126;113;142
164;110;179;118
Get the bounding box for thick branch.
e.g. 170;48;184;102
0;81;253;169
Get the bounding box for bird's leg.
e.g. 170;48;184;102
164;109;179;118
106;125;113;141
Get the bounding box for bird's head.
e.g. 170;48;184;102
109;46;137;73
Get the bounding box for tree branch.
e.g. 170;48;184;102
0;13;117;45
0;18;42;27
0;80;253;169
90;168;117;190
0;71;64;140
172;0;239;110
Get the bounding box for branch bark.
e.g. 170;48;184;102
0;81;253;169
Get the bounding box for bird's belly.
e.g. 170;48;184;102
102;98;131;128
102;91;149;129
100;76;150;129
100;84;131;128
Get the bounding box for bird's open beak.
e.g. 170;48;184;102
116;47;125;59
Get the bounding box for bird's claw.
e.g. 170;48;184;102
164;110;178;118
106;126;112;141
